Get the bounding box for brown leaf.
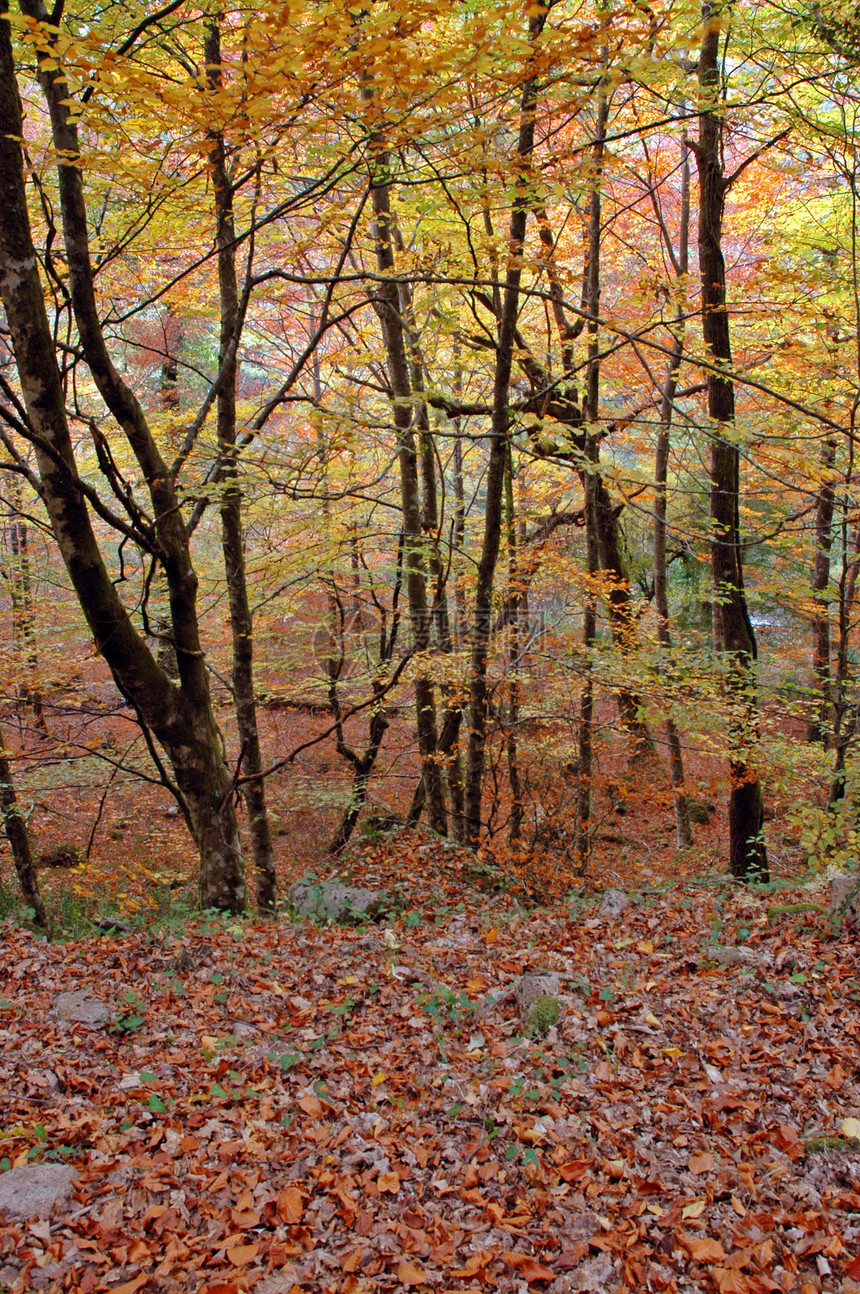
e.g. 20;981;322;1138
298;1093;323;1117
689;1151;715;1174
226;1242;259;1267
107;1277;149;1294
378;1171;401;1194
397;1259;427;1286
688;1237;726;1263
503;1252;556;1282
277;1187;304;1224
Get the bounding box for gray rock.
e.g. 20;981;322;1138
599;888;629;919
54;991;110;1026
514;973;561;1021
704;944;756;965
231;1022;257;1042
0;1164;78;1220
288;879;386;924
828;873;860;915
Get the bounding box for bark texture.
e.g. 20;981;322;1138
695;3;768;881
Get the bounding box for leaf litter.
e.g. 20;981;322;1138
1;837;859;1294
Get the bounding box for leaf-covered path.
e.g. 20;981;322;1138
1;843;859;1294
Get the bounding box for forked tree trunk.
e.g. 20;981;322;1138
695;1;768;881
206;21;276;911
0;2;245;911
463;8;547;846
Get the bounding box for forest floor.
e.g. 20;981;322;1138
1;827;860;1294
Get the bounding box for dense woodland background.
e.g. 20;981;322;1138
1;0;860;925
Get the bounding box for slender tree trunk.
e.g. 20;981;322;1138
463;9;547;846
0;720;50;932
0;2;245;911
695;2;768;881
806;438;836;743
206;22;275;911
504;445;524;843
7;497;47;732
653;133;693;849
364;113;447;835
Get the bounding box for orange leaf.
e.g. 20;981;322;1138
485;927;499;944
277;1187;304;1224
298;1094;323;1117
226;1242;258;1267
713;1268;754;1293
688;1237;726;1263
378;1171;400;1194
107;1277;149;1294
230;1207;260;1229
342;1248;364;1272
397;1260;427;1286
503;1252;556;1282
556;1160;590;1182
689;1151;715;1175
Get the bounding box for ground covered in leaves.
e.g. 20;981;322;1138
2;839;860;1294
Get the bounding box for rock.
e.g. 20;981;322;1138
53;991;110;1026
704;944;756;966
0;1164;78;1220
828;873;860;921
94;916;133;934
231;1022;257;1042
569;1254;615;1290
514;973;561;1022
687;799;712;825
598;888;629;919
288;879;387;924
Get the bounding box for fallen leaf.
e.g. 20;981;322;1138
682;1199;707;1219
226;1242;259;1267
371;1071;387;1087
842;1117;860;1141
503;1252;556;1282
637;940;655;954
689;1151;715;1174
378;1171;400;1193
687;1237;726;1263
397;1260;427;1285
277;1187;304;1224
107;1277;149;1294
297;1094;323;1117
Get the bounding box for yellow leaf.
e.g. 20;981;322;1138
637;940;655;954
682;1199;707;1219
644;1011;661;1027
842;1117;860;1141
371;1071;387;1087
662;1047;684;1058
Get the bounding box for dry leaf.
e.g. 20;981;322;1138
688;1237;726;1263
277;1187;304;1224
689;1151;715;1174
397;1260;427;1285
503;1252;556;1281
226;1243;259;1267
378;1171;400;1193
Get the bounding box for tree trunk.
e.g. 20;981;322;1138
653;132;693;850
7;497;47;732
0;720;50;932
695;2;768;881
463;9;547;846
0;2;245;911
206;21;276;911
806;438;836;743
365;123;447;836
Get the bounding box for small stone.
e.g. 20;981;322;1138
704;944;756;965
599;888;629;919
0;1164;78;1220
231;1022;256;1042
54;991;110;1025
514;973;561;1021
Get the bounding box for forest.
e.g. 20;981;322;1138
1;0;860;1291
